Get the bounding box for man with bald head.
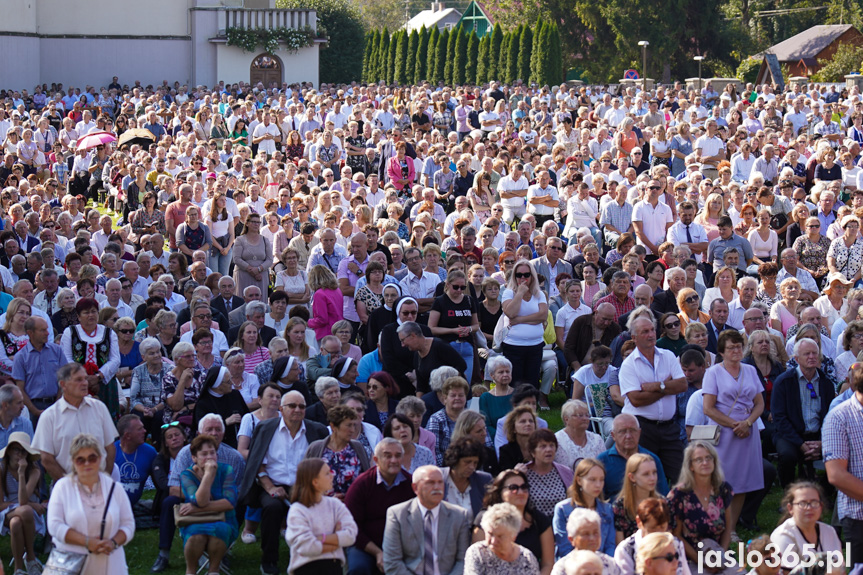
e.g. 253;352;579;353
338;233;370;338
597;414;669;499
383;465;472;575
619;315;687;484
239;389;328;574
564;302;621;373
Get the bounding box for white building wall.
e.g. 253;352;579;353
215;44;319;86
4;0;38;32
36;0;191;37
0;37;41;89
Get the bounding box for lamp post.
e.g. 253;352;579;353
638;41;649;93
694;55;705;92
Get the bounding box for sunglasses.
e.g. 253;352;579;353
450;284;467;291
805;381;817;400
74;453;99;466
655;553;680;562
282;402;306;410
684;295;699;304
161;421;181;430
514;272;532;279
664;321;681;329
504;483;530;493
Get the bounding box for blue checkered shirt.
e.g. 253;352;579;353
823;393;863;520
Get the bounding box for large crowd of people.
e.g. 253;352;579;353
0;74;860;575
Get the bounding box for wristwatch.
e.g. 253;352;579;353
659;381;666;391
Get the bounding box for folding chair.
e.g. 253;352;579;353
197;541;235;575
583;384;610;442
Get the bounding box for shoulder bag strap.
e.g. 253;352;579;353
100;481;116;540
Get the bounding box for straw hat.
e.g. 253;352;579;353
0;432;40;462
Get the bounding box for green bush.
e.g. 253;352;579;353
812;43;863;82
736;57;761;84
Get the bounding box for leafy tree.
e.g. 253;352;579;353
277;0;364;83
736;57;761;84
530;19;544;84
488;24;504;80
444;24;459;85
415;26;430;84
547;21;562;85
394;30;408;85
506;25;521;84
497;31;510;83
406;29;419;86
377;29;390;83
454;25;469;85
812;43;863;81
466;31;479;85
517;24;533;83
425;26;439;83
434;27;449;84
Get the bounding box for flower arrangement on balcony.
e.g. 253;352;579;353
226;26;316;54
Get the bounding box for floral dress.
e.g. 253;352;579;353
467;189;492;220
827;236;863;280
345;135;366;172
667;482;733;550
354;285;384;317
317;144;340;166
793;234;831;280
322;444;363;496
0;331;28;375
160;366;206;423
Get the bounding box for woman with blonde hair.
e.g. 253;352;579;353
675;289;708;331
500;259;548;386
613;453;661;544
701;267;738;313
694;193;727;241
552;458;615;559
770;277;801;337
307;265;344;342
635;532;679;575
0;297;30;375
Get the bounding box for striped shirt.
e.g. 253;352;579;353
823;393;863;520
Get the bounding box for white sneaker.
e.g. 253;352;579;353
26;557;43;575
241;531;257;544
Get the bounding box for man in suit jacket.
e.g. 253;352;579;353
227;300;277;346
705;298;733;354
383;465;472;575
228;285;266;328
771;339;836;487
531;236;573;296
210;276;244;320
651;268;686;315
239;390;329;575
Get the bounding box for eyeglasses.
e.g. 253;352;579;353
74;453;99;466
664;321;681;329
655;553;680;563
647;185;661;190
503;260;515;265
161;421;181;430
282;402;306;410
195;314;212;320
117;328;135;334
515;272;532;279
693;455;714;464
450;284;467;291
792;500;822;510
684;295;699;304
504;483;530;493
548;245;562;251
806;223;821;228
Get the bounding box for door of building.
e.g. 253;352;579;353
250;53;282;89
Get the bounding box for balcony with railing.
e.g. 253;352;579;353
221;9;317;34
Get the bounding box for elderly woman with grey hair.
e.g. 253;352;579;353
464;502;540;575
479;355;514;440
130;337;172;444
395;395;437;455
162;341;206;425
550;508;620;575
305;376;341;426
421;365;460;426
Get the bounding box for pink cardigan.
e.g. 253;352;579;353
308;287;344;340
386;155;415;191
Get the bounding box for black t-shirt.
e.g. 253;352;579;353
415;337;467;394
412;113;431;130
431;293;477;342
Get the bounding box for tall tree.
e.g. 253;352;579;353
453;25;469;85
476;33;490;84
530;20;546;85
393;30;408;85
377;28;390;83
444;24;459;85
497;32;510;83
406;29;419;86
426;26;439;83
466;31;479;86
488;24;504;81
506;25;521;84
415;26;430;84
386;28;398;84
363;29;378;82
277;0;364;83
434;27;449;84
517;24;533;83
547;21;561;85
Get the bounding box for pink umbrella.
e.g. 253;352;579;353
76;131;117;150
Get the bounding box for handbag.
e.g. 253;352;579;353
173;504;225;527
43;481;117;575
690;375;744;447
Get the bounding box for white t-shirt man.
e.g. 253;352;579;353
252;121;281;155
